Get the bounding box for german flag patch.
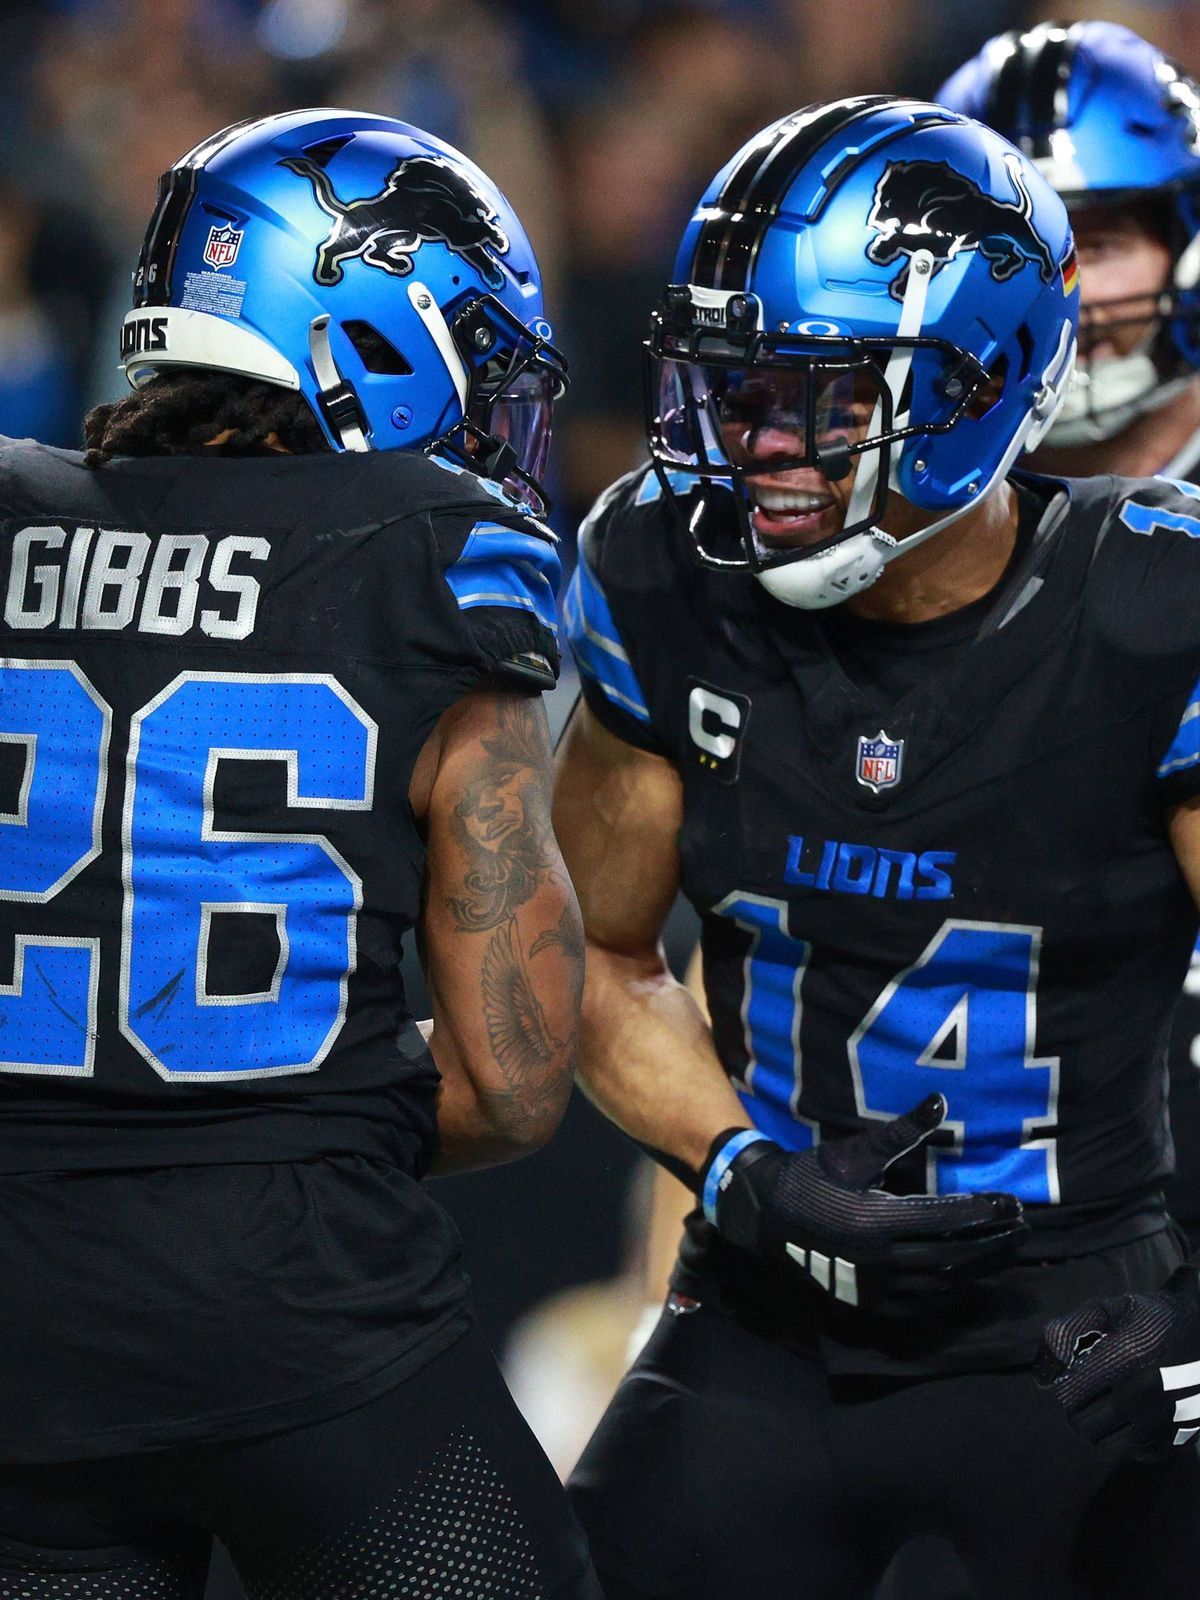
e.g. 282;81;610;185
1061;246;1079;296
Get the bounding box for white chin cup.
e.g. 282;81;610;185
1044;349;1178;446
753;531;890;610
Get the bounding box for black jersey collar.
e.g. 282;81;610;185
753;473;1101;814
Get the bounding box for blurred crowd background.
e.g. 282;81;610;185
6;0;1199;536
4;0;1199;1536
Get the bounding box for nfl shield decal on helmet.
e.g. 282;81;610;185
857;729;904;793
203;225;244;269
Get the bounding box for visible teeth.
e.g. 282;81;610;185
754;486;832;513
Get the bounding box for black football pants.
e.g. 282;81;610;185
567;1298;1200;1600
0;1325;602;1600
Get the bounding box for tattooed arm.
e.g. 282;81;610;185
552;699;750;1180
411;688;583;1174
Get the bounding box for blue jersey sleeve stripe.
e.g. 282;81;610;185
1158;681;1200;777
446;563;558;633
570;555;635;664
462;520;560;565
635;470;666;506
564;562;652;724
1153;478;1200;501
634;465;713;505
446;521;561;634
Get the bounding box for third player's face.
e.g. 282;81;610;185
718;369;876;548
1073;204;1172;365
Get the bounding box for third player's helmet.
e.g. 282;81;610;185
646;97;1077;609
938;22;1200;446
121;109;567;512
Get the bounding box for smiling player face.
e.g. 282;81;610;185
716;367;878;549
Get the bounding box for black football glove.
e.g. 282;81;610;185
699;1093;1027;1317
1036;1263;1200;1462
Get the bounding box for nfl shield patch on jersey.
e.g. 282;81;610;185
856;729;904;793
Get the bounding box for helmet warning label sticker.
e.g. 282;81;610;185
181;271;247;319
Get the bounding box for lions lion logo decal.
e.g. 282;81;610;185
280;152;510;290
866;154;1057;303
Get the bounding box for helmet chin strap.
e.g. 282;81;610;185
754;533;893;609
308;315;370;453
756;273;1077;612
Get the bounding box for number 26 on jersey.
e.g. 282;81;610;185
0;661;375;1082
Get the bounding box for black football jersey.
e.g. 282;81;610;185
566;466;1200;1238
1167;957;1200;1242
0;440;560;1176
1159;431;1200;1240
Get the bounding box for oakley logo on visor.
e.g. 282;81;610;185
788;318;851;337
281;152;511;290
866;155;1056;303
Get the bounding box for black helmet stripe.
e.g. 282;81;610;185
1029;26;1079;151
691;96;897;289
134;165;200;309
987;24;1081;158
726;97;889;215
690;97;965;290
174;108;343;171
135;111;336;308
988;31;1033;145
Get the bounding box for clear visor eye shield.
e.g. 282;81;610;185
430;293;568;515
644;274;989;573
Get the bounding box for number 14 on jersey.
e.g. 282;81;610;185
715;892;1060;1203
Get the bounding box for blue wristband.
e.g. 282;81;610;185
702;1129;771;1226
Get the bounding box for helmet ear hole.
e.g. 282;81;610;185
966;354;1008;420
1015;322;1035;381
342;320;413;376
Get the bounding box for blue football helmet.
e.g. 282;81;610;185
120;109;567;512
646;96;1077;609
938;22;1200;446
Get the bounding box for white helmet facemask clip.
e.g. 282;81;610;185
755;255;1077;610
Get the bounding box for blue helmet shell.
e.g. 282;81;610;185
938;22;1200;397
121;109;562;490
938;22;1200;198
672;97;1077;514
